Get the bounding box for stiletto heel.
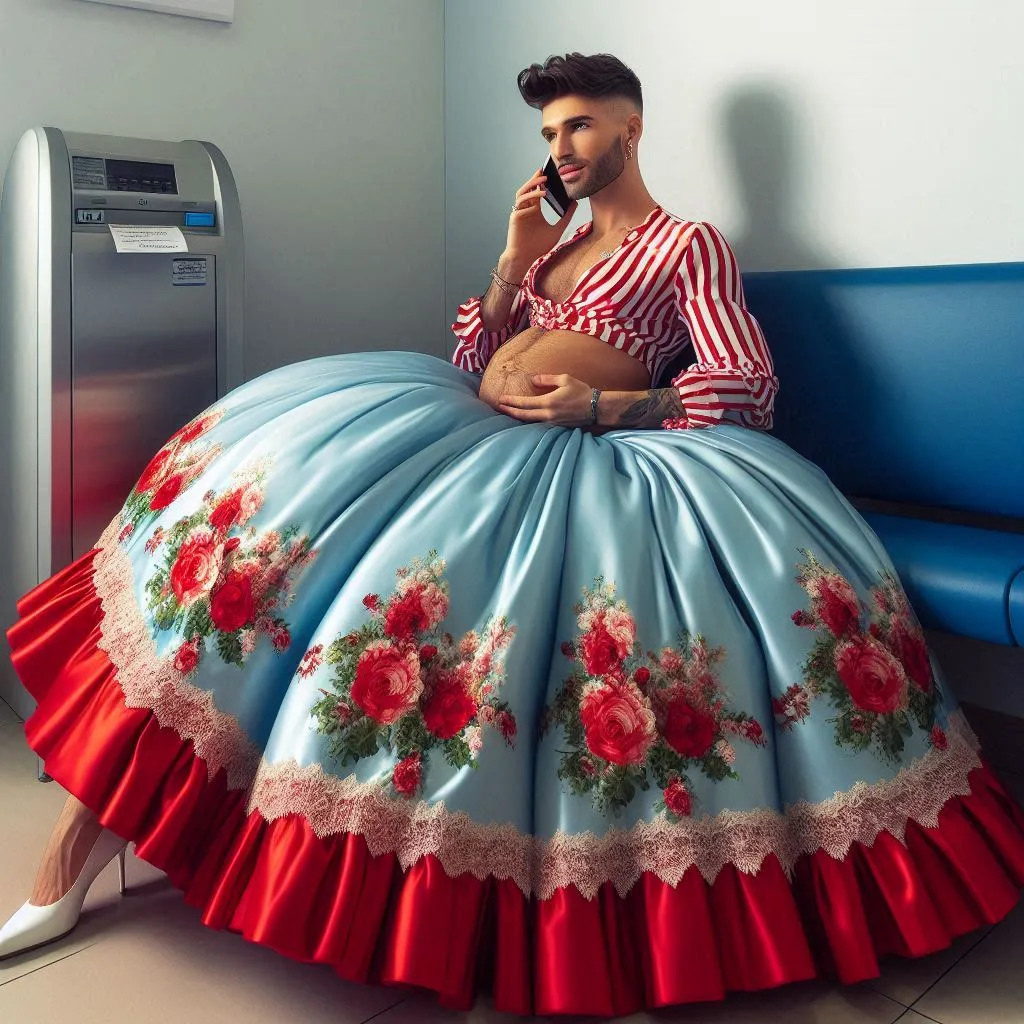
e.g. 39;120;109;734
0;827;130;960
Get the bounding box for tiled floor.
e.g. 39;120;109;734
1;694;1022;1024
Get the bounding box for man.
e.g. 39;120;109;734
451;51;779;431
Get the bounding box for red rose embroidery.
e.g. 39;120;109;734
418;583;449;630
422;670;478;739
814;575;860;637
271;626;291;652
834;636;908;714
419;644;438;662
791;609;814;627
578;682;656;766
634;667;651;686
772;683;811;729
150;473;185;511
173;639;201;675
392;753;422;796
930;725;948;751
384;589;430;640
169;412;217;448
297;644;323;678
661;695;717;758
663;779;692;817
170;528;224;607
580;621;622;676
137;447;174;493
497;710;517;745
741;719;766;745
363;594;381;612
210;572;255;633
894;619;932;691
210;490;244;533
350;642;422;725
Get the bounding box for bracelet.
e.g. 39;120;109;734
590;388;601;424
490;267;521;296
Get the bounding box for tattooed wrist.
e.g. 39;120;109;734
611;388;687;428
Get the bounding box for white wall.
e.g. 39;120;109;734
444;0;1024;331
0;0;446;379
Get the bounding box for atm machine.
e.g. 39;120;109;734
0;128;244;729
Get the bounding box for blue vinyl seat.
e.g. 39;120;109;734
680;262;1024;645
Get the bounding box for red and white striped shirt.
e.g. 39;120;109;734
451;207;779;430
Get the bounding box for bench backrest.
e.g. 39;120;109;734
737;262;1024;519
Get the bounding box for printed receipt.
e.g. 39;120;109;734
108;224;189;254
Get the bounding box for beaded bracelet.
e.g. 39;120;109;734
590;388;601;424
490;267;520;296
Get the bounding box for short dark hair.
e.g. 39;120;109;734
518;52;643;114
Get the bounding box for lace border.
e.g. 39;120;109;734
94;520;262;790
92;523;984;899
247;710;981;900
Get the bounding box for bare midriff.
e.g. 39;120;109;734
477;326;651;409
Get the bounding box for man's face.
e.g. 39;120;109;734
540;95;630;201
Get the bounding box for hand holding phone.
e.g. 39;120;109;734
506;166;577;265
541;154;572;218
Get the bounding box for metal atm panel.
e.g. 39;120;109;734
70;249;218;559
0;128;244;721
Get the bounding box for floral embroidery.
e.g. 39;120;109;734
787;551;940;763
772;683;812;731
542;579;767;819
119;409;226;536
307;552;517;798
143;460;316;671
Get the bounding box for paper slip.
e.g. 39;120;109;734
108;224;189;254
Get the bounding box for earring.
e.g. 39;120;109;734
626;138;634;160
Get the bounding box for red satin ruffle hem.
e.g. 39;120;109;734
7;549;1024;1017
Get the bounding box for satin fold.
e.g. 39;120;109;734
8;547;1023;1016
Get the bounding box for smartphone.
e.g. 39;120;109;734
541;154;572;219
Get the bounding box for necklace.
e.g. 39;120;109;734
596;210;656;259
598;230;631;260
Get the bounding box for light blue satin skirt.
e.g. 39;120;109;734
108;350;960;876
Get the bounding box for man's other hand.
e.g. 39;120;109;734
497;374;594;426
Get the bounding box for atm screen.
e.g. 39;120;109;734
72;156;178;194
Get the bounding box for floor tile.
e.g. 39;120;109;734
960;703;1024;778
913;894;1024;1024
994;768;1024;805
0;882;407;1024
0;698;18;728
894;1013;942;1023
0;722;164;985
863;928;993;1007
378;981;907;1024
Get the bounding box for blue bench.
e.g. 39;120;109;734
736;263;1024;646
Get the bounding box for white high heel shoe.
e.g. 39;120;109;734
0;827;129;960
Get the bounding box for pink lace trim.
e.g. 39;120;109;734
89;528;984;899
248;710;982;899
93;519;261;791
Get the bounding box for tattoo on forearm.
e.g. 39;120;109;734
617;389;686;427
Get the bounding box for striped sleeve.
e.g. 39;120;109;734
451;286;532;373
668;223;779;430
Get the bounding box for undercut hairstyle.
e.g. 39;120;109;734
517;52;643;114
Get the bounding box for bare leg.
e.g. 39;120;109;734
28;794;104;907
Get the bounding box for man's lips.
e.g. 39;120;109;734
558;165;584;180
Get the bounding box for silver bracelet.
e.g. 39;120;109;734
490;267;520;296
590;388;601;424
